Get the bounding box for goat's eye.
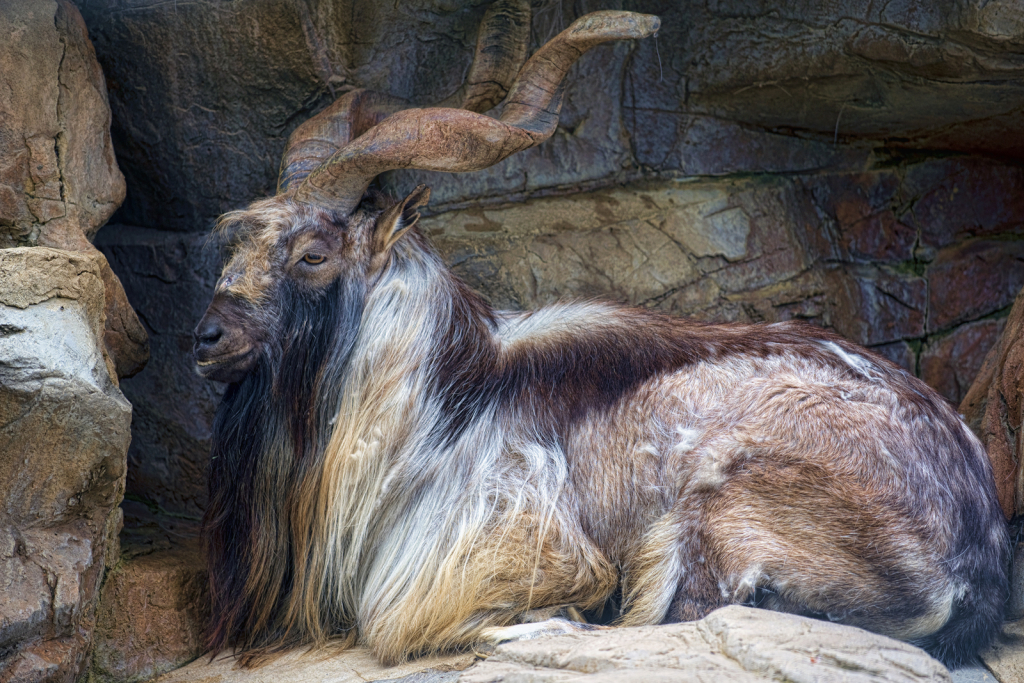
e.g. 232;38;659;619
303;253;326;265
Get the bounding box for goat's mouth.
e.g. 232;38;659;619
194;347;256;383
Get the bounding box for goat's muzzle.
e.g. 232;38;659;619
193;299;257;383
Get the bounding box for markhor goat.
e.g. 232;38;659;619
194;5;1008;668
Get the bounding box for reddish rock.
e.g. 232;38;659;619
961;286;1024;519
869;340;916;375
904;159;1024;250
921;318;1007;405
828;265;927;346
927;239;1024;333
90;539;208;683
809;172;916;263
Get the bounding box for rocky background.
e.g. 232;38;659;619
2;0;1024;681
1;2;145;681
79;0;1024;523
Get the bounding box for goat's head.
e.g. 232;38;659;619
193;187;429;383
193;8;660;384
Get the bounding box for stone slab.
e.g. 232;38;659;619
462;605;950;683
979;619;1024;683
153;647;477;683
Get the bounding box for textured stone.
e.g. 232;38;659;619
0;0;147;379
904;159;1024;251
90;539;208;683
0;247;132;683
153;647;476;683
141;606;953;682
870;340;917;375
461;606;952;683
0;0;124;246
921;318;1008;405
961;286;1024;519
927;240;1024;334
96;227;223;519
76;0;1024;233
807;171;915;263
978;619;1024;683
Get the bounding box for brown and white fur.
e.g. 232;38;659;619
195;190;1009;668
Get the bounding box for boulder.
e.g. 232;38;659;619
0;248;132;683
90;538;208;683
0;0;147;378
961;286;1024;519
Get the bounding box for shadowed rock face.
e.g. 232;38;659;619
78;0;1024;233
0;248;132;683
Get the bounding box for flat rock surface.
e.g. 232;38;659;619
462;606;952;683
979;619;1024;683
154;648;476;683
154;606;952;683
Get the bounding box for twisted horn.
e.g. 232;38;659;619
277;0;531;193
293;11;660;214
434;0;532;113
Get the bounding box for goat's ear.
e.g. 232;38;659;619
374;185;431;253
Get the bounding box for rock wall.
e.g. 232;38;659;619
0;0;148;379
962;287;1024;519
0;249;132;683
0;2;143;680
77;0;1024;232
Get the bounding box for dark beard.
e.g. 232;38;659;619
202;278;364;654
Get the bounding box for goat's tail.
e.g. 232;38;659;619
914;572;1006;667
913;439;1011;667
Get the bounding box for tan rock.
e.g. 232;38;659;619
961;285;1024;519
0;0;147;379
90;539;209;683
0;248;132;682
979;619;1024;683
154;647;477;683
462;606;952;683
0;0;124;245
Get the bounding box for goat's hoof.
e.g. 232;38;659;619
480;617;596;645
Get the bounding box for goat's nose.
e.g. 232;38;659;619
194;319;223;347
